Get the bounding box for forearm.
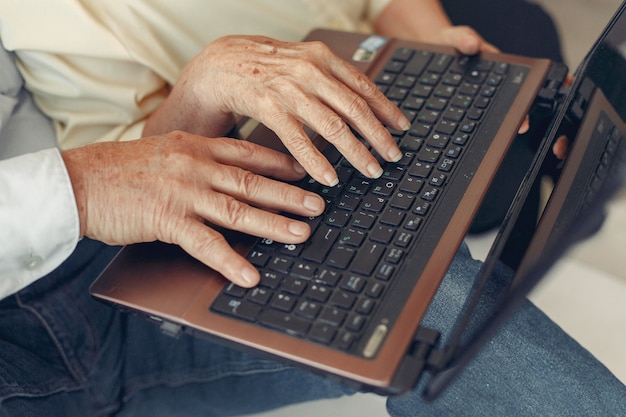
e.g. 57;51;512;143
374;0;453;42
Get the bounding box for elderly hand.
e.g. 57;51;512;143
144;35;411;187
62;131;326;287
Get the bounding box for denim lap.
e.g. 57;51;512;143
0;239;624;416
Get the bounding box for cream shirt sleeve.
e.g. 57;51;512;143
0;149;80;299
1;0;393;151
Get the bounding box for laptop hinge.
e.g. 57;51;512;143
532;62;569;118
425;346;451;373
388;326;440;393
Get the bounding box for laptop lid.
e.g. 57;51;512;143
422;0;626;400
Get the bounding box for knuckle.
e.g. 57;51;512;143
238;169;263;197
194;229;227;256
307;40;332;56
320;114;349;141
223;195;250;227
346;94;371;119
353;71;378;97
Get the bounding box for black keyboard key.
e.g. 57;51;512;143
351;242;385;276
248;287;272;305
302;226;340;263
329;291;357;310
427;54;453;73
315;269;341;287
291;261;317;280
224;282;247;298
404;51;433;75
334;330;356;350
281;276;307;295
340;274;367;293
327;245;355;270
393;47;414;62
295;300;321;319
421;187;439;202
270;293;297;312
339;228;367;247
259;309;310;337
305;283;332;302
394;231;414;248
336;193;361;211
417;147;442;163
325;210;351;228
247;250;270;267
259;271;283;289
212;295;262;322
355;298;376;315
351;211;376;230
309;323;337;344
385;248;404;264
365;281;385;298
376;263;395;281
404;216;422;231
346;314;367;332
390;192;415;210
409;162;433;178
399;176;424;194
370;225;396;244
414;201;431;216
268;256;293;274
319;306;347;326
380;207;406;227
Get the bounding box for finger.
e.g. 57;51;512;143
194;193;314;261
306;73;404;166
324;49;411;132
553;135;569;160
278;95;387;181
175;218;260;287
204;137;307;182
258;117;340;186
444;26;500;55
519;116;530;134
208;165;325;217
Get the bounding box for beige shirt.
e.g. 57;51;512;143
0;0;390;149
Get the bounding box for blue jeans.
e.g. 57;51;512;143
1;239;624;416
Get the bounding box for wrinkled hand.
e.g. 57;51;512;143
62;131;326;287
144;35;411;186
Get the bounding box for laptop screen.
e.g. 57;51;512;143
422;1;626;401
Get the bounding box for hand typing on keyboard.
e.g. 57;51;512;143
144;35;411;187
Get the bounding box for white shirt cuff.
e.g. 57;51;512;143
0;148;80;298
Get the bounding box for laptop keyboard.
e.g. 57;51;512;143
211;47;526;355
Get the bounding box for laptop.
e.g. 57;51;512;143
90;2;626;398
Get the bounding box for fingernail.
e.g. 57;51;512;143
240;267;258;286
399;115;411;131
288;221;309;237
293;160;306;175
387;147;402;162
324;172;339;187
367;161;383;178
303;194;324;213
